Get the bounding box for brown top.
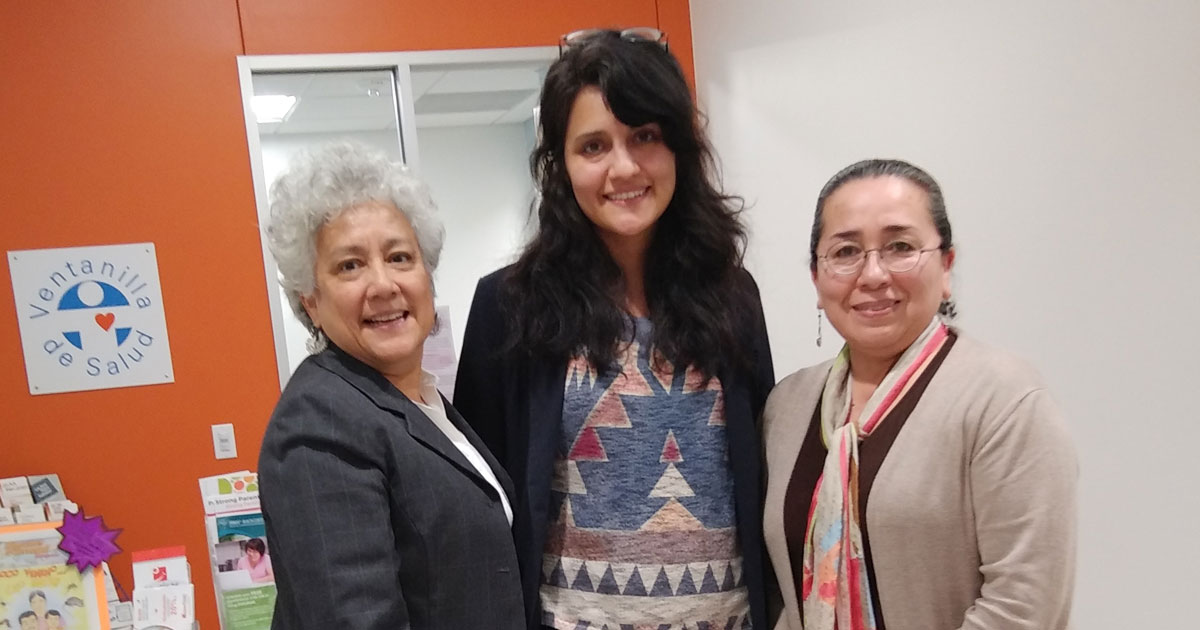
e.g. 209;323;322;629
782;335;956;627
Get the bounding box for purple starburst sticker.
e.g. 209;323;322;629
56;508;122;572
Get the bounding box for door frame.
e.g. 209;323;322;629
236;46;556;389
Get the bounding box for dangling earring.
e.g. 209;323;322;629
306;327;326;354
816;308;823;347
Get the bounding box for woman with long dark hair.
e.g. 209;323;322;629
455;28;774;630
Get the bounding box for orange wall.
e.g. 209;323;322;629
237;0;694;82
0;1;692;629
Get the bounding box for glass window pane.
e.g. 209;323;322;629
410;59;548;368
250;68;403;376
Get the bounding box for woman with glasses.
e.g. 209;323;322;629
455;28;774;630
762;159;1077;630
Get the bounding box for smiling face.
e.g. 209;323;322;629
245;548;262;565
812;176;954;364
301;201;435;382
564;85;677;255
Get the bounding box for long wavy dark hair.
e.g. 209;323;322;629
501;29;753;378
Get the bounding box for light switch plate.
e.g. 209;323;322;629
212;423;237;460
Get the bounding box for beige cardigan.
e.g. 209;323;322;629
762;334;1076;630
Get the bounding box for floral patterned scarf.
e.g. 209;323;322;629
801;317;949;630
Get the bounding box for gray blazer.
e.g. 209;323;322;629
259;344;524;630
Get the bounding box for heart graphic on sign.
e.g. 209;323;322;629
95;313;115;331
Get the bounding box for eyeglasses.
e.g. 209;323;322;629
559;27;668;55
819;241;943;275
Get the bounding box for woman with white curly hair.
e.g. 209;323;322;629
257;141;524;630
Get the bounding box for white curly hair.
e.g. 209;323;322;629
265;140;445;351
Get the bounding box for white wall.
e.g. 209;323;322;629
690;1;1199;627
416;122;536;356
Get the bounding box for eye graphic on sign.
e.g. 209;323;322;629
57;280;134;350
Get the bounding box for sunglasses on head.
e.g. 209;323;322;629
559;27;669;55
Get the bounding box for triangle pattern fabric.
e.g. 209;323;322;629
663;563;688;593
676;567;697;596
623;567;648;596
649;466;696;499
568;426;608;461
587;561;608;588
571;560;595;592
641;498;704;530
543;324;749;629
565;356;598;389
700;565;721;594
596;566;621;594
721;564;736;591
552;459;588;494
707;391;726;426
561;557;583;584
548;559;569;587
556;496;576;527
609;564;634;592
565;461;586;495
689;561;711;576
585;388;635;428
649;567;673;597
659;430;683;463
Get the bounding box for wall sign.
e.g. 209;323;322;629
8;243;174;395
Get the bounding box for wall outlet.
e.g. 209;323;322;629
211;423;237;460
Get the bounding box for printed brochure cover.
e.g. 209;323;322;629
199;472;275;630
0;523;106;630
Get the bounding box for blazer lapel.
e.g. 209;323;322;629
313;347;489;488
444;396;517;503
398;399;489;486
